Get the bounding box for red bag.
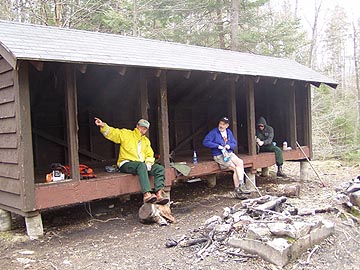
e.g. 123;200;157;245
64;164;96;179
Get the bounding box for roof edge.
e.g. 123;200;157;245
0;41;17;69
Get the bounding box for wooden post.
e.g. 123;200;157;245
16;62;36;211
139;69;149;120
64;65;80;181
228;79;238;153
158;71;170;168
304;84;312;158
288;84;297;149
246;77;256;155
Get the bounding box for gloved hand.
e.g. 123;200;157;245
146;163;152;171
218;145;224;150
257;140;264;146
225;144;231;150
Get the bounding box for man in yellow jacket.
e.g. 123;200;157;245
94;117;169;205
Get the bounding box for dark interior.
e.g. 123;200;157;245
29;63;308;183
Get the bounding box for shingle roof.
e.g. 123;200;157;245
0;20;337;88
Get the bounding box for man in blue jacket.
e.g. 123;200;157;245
203;117;250;199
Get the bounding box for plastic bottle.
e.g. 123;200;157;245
193;151;198;164
221;148;230;162
283;141;288;150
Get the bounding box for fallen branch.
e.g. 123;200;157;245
225;251;258;258
306;245;319;264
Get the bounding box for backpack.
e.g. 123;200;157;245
64;164;96;179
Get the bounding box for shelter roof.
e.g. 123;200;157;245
0;20;337;88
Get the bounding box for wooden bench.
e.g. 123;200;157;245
34;147;310;209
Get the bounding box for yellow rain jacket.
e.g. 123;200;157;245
100;123;155;167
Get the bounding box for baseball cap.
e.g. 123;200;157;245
219;116;229;124
137;119;150;129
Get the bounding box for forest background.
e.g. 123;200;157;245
1;0;359;161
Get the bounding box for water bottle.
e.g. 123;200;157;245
283;141;288;150
193;151;198;164
221;148;230;162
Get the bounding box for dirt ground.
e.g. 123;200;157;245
0;160;359;270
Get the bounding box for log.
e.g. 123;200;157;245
138;203;175;226
255;196;287;211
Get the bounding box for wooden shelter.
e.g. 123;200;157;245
0;20;337;237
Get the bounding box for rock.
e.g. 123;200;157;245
246;223;271;240
267;222;297;239
350;190;360;207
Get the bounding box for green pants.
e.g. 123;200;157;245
259;144;283;166
119;161;165;193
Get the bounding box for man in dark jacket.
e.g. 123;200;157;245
256;117;286;177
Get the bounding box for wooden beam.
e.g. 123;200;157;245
15;62;36;211
118;66;127;76
158;71;170;168
304;84;312;157
210;73;218;80
64;65;80;181
32;128;106;161
184;71;191;79
228;80;238;153
77;64;87;74
30;61;44;72
139;69;149;120
246;77;256;155
288;84;297;150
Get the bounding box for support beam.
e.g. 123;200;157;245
118;66;127;76
304;84;312;157
300;161;310;181
30;61;44;72
16;62;36;211
0;209;11;231
288;84;297;149
64;65;80;181
211;72;218;80
246;77;256;155
184;71;191;79
245;169;256;191
228;79;238;153
139;69;149;120
261;167;270;177
158;71;170;168
25;212;43;239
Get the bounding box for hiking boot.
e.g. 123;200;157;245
234;187;248;200
277;166;287;177
143;192;157;204
238;183;251;194
155;189;169;205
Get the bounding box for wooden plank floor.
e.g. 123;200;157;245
34;147;309;210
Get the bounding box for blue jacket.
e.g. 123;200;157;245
202;127;237;157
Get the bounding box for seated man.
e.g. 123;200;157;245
256;117;286;177
203;116;250;199
94;117;169;205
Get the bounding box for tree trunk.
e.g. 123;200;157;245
353;23;360;139
230;0;239;51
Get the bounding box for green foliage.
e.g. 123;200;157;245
312;84;359;160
